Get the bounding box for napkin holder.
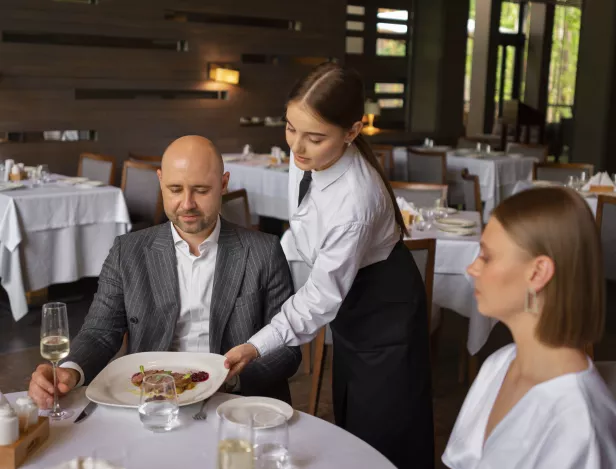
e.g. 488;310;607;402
0;416;49;469
588;185;615;193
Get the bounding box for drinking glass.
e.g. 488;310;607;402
218;409;254;469
253;411;290;469
37;164;50;183
566;175;578;189
138;374;179;432
40;302;72;420
434;198;448;219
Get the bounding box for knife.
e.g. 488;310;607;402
74;401;97;423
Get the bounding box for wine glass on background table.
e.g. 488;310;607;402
218;409;254;469
40;302;73;420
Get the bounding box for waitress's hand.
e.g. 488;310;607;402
224;343;259;381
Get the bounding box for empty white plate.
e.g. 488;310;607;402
437;225;476;236
86;351;228;408
437;217;476;228
216;396;294;428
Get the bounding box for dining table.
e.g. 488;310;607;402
4;389;396;469
0;175;131;321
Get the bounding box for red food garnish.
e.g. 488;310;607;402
191;372;209;382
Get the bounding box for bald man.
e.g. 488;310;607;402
28;136;301;406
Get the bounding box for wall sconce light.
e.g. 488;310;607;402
209;64;240;85
362;99;381;135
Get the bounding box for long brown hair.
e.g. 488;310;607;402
287;62;408;236
492;187;604;349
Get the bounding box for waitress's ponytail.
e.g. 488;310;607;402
287;62;408;237
353;134;408;236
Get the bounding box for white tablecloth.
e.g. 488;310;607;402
0;178;131;320
446;153;537;221
5;389;395;469
282;211;494;355
224;154;289;220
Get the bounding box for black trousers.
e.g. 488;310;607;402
330;241;434;469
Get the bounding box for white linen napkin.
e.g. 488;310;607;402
582;172;615;191
396;197;419;216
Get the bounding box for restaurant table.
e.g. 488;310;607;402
282;211;494;355
5;389;396;469
0;177;131;321
446;152;537;222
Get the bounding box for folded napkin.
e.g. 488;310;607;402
49;458;123;469
396;197;420;226
582;172;615;191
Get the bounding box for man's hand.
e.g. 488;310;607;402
28;364;79;409
224;344;259;381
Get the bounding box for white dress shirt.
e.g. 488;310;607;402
249;144;400;356
443;344;616;469
63;217;221;387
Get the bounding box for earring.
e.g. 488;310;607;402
524;288;539;314
345;141;352;147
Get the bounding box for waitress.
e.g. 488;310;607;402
225;63;434;469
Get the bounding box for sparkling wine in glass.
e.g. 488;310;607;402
40;302;72;420
218;409;254;469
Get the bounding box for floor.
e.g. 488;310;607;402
1;278;615;469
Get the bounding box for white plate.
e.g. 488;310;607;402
442;207;458;215
437;225;476;236
216;396;294;428
437;217;476;228
533;180;559;187
86;351;228;408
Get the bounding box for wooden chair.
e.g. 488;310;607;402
78;153;116;185
391;181;448;208
506;142;548;162
372;144;394;179
532;162;594;183
221;189;252;229
406;147;447;184
128;152;162;166
121;160;164;231
461;169;483;220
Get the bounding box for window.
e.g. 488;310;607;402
347;5;365;16
376;23;407;35
378;98;404;109
346;4;365;54
375;83;404;93
547;5;581;123
346;37;364;54
376;38;406;57
377;8;408;21
346;21;364;31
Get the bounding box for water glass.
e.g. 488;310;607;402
138;374;179;432
37;164;50;183
253;411;290;469
434;198;448;219
40;302;72;420
218;409;254;469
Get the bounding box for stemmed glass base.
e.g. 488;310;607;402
45;408;73;421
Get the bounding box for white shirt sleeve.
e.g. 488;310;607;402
60;361;85;388
249;222;373;356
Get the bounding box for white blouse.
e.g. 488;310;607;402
248;145;400;356
443;344;616;469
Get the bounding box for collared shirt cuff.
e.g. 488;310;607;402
248;325;285;358
60;361;85;388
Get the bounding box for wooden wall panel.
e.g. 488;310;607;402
0;0;345;184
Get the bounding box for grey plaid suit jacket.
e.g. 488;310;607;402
65;218;301;402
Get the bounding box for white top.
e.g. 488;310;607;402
63;217;221;387
443;344;616;469
249;144;400;356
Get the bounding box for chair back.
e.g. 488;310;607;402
407;148;446;184
128;153;162;167
391;181;448;208
461;169;482;214
372;144;394;179
506;143;548;162
78;153;116;185
533;163;594;183
597;195;616;282
121;160;164;230
404;238;436;333
221;189;252;228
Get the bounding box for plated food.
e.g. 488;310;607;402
131;366;210;394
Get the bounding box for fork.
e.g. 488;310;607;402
192;398;210;421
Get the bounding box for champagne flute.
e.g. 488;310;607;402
218;408;254;469
40;302;72;420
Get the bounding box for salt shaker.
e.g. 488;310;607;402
0;404;19;446
14;397;38;432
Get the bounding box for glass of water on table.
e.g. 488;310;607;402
253;410;290;469
218;409;254;469
139;374;179;432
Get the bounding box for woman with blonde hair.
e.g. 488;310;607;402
443;187;616;468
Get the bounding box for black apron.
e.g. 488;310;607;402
330;240;434;469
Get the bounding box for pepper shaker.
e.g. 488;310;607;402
0;404;19;446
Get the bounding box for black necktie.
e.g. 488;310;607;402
298;171;312;206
